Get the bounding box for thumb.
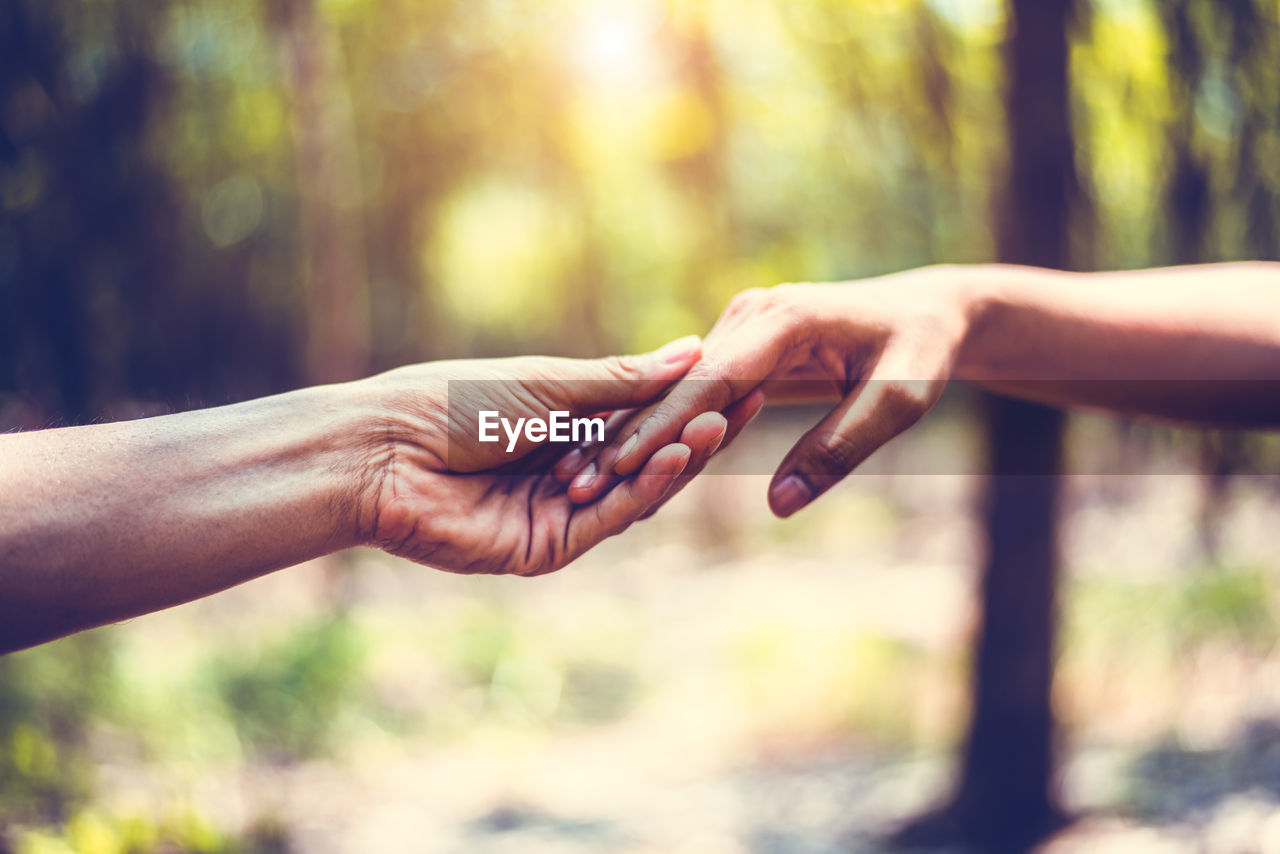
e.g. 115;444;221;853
767;343;948;517
536;335;703;416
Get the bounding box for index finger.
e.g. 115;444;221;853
612;374;744;475
557;442;692;569
608;348;780;476
592;304;799;477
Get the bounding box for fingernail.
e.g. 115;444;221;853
708;420;728;453
769;474;811;518
655;334;701;364
559;447;585;472
744;392;766;424
571;462;597;491
615;433;639;468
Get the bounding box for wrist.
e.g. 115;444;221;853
340;365;451;549
950;263;1083;381
301;378;401;550
896;263;990;371
947;263;1016;380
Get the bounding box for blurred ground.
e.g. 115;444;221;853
8;410;1280;854
5;0;1280;849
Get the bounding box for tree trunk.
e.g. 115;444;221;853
270;0;370;385
893;1;1076;850
962;0;1076;845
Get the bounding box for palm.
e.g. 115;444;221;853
379;465;594;575
363;351;728;577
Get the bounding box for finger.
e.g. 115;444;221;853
575;387;763;511
467;334;697;470
562;443;692;563
674;392;761;472
712;387;766;453
607;370;749;476
535;335;702;417
638;387;766;520
767;350;947;518
567;404;652;496
553;409;632;484
680;410;730;456
759;376;843;404
565;442;626;504
495;411;627;477
608;321;795;477
565;402;733;506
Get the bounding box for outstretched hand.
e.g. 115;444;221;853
0;335;753;652
360;336;756;575
561;268;970;517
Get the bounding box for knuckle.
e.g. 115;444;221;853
879;379;932;422
747;285;786;315
752;284;808;331
603;353;643;382
670;361;734;404
809;429;862;473
717;283;811;347
693;371;738;408
771;294;807;333
726;287;767;316
686;358;724;380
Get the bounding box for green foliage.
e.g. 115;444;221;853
435;601;643;727
206;614;366;762
1176;567;1276;646
3;0;1276;400
558;660;641;725
10;806;287;854
0;633;118;825
2;0;1279;845
1068;563;1278;653
727;619;952;748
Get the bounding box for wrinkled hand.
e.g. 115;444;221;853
358;336;757;575
565;267;972;517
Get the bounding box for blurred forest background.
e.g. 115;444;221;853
3;0;1280;852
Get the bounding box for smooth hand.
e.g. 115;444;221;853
563;267;973;517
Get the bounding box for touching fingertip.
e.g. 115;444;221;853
612;433;641;474
554;447;587;482
706;417;728;454
570;462;597;493
768;473;811;518
651;442;691;475
711;415;728;440
685;410;728;441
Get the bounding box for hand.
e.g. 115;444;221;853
565;266;974;517
356;336;758;575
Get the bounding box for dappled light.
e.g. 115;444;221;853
2;0;1280;851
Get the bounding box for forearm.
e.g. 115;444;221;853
953;262;1280;426
0;382;383;653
